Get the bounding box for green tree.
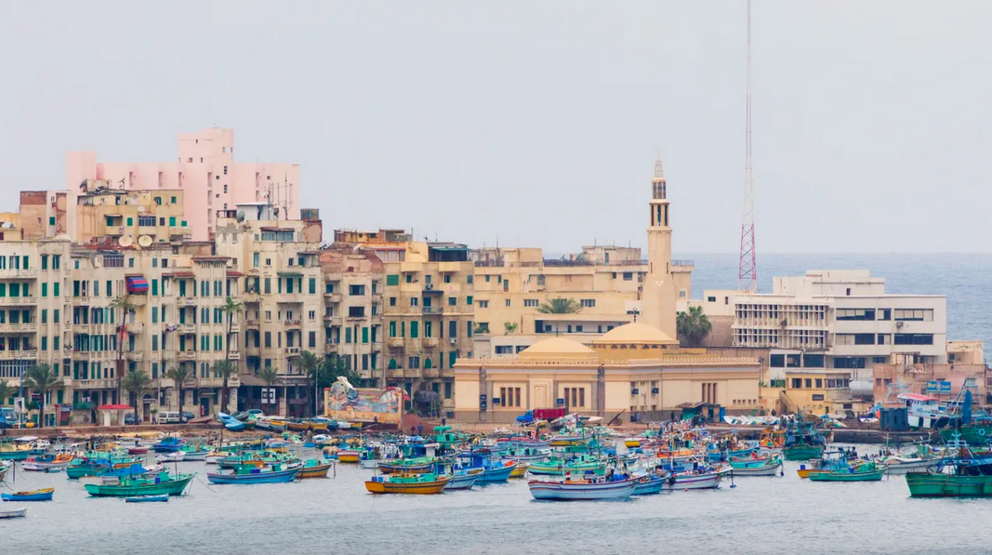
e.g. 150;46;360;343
298;351;322;417
164;365;194;420
0;379;10;406
110;294;136;402
121;369;151;425
676;305;712;347
536;298;583;314
21;364;61;428
212;361;238;415
221;296;244;411
503;322;518;335
319;354;360;390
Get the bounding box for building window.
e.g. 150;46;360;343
622;272;633;281
349;284;365;296
448;297;457;307
894;309;934;321
478;300;488;308
138;215;155;227
505;299;511;307
524;299;538;308
894;333;934;345
581;299;595;308
836;309;875;321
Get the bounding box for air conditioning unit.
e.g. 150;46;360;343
450;338;457;345
896;321;904;328
425;284;434;290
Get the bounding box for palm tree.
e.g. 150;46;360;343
504;322;518;335
258;366;280;415
21;364;61;428
0;379;10;406
298;351;322;417
110;294;136;402
164;365;194;419
221;296;244;370
121;369;151;425
536;298;582;314
213;361;237;414
676;305;712;347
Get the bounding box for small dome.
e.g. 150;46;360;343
519;337;597;360
597;323;676;344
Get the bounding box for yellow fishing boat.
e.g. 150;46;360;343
298;460;333;479
510;461;530;478
797;468;827;479
364;473;451;495
337;450;362;464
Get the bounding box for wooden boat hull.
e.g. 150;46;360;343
0;508;27;519
444;472;481;491
509;462;530;478
663;472;722;490
298;463;333;479
528;479;636;501
378;462;433;475
360;459;379;470
126;494;169;503
632;476;667;495
476;462;516;484
528;461;604;476
365;476;450;494
337;451;361;464
0;450;34;461
808;470;883;482
881;458;937;474
731;461;783;477
783;445;823;461
907;472;992;497
207;467;300;484
1;488;54;502
84;474;194;497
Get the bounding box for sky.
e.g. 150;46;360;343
1;1;990;254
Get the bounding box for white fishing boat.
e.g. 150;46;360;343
528;478;636;501
156;451;186;463
730;460;783;477
360;458;380;470
881;455;939;474
0;508;27;519
662;470;722;490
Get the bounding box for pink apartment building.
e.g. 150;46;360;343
66;128;300;241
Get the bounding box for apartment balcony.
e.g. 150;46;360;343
284;319;302;329
404;367;422;379
324;315;342;326
422;368;440;379
243;292;261;304
422;307;442;316
423;337;439;348
325;343;340;353
73;323;91;334
0;322;38;334
228;349;241;360
325;293;342;303
126;350;144;361
387;337;405;348
386;368;405;379
178;350;197;361
229;321;241;333
73;378;116;390
0;268;38;279
0;349;37;360
441;368;455;379
284;347;301;356
246;346;260;357
126;321;144;334
177;323;196;335
276;294;304;304
179;297;198;307
197;376;240;388
0;296;37;306
246;319;260;329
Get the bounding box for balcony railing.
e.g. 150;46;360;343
285;347;301;356
0;296;37;306
284;319;302;328
422;307;442;315
178;351;196;361
0;349;37;360
0;322;38;333
388;337;405;348
423;337;439;348
0;268;38;279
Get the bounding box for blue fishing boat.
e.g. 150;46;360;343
125;494;169;503
2;488;54;502
207;462;300;484
459;449;517;484
152;437;185;453
218;412;246;432
632;475;668;495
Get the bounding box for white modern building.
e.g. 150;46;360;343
729;270;947;387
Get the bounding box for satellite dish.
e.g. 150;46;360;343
119;235;133;248
236;210;246;223
138;235;153;248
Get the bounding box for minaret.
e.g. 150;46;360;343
641;156;677;337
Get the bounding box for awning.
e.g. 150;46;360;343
898;393;937;402
126;276;148;293
97;404;133;411
277;272;303;278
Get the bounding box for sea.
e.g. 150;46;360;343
5;253;992;554
688;253;992;354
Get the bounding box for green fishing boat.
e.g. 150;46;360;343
939;423;992;446
84;472;195;497
528;453;606;476
906;472;992;497
782;413;827;461
783;445;824;461
807;462;883;482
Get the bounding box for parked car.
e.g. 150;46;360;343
124;414;142;425
157;411;188;424
181;411;196;422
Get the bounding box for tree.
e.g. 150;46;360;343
110;294;136;402
319;354;361;390
0;379;10;406
121;369;151;425
536;298;583;314
21;364;61;428
221;296;244;410
164;365;194;419
676;305;712;347
298;351;322;417
503;322;518;335
213;361;237;415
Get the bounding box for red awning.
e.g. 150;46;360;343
97;404;133;411
898;393;937;402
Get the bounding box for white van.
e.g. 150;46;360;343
157;411;185;424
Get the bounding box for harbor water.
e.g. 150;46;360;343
4;447;992;555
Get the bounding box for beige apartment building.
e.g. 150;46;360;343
319;248;383;385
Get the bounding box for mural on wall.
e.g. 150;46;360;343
324;377;403;424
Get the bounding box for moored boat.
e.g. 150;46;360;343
297;459;333;479
207;463;300;484
364;472;451;494
807;462;883;482
528;477;636;501
125;494;169;503
0;508;27;519
444;468;483;491
1;488;54;502
84;472;194;497
662;470;722;490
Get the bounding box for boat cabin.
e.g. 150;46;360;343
898;393;945;429
676;402;724;424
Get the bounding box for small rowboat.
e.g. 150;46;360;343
528;478;637;501
1;488;54;502
0;508;27;519
127;446;150;455
156;451;186;463
125;494;169;503
297;460;333;479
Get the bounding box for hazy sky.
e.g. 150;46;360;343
1;1;989;254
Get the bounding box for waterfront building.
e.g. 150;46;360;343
66;128;300;241
319;248;383;385
453;323;761;422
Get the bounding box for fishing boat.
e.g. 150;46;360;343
510;461;530;478
127;446;150;455
0;508;27;519
207;462;300;484
156;451;186;463
364;472;451;494
1;488;54;502
730;455;784;477
67;458;145;480
443;468;483;491
632;474;669;495
528;477;637;501
337;448;364;464
217;452;295;470
297;459;333;479
152;437;185;453
125;494;169;503
662;470;723;490
808;462;884;482
782;416;827;461
459;449;517;484
796;449;858;479
906;435;992;497
217;412;246;432
204;451;233;465
0;441;35;461
21;453;74;471
528;453;605;476
84;472;195;497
